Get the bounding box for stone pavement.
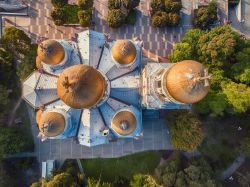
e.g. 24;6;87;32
2;0;193;57
26;104;172;161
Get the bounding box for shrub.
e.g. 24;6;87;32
51;8;66;26
167;12;180;26
151;11;168;27
165;0;182;13
51;0;68;8
150;0;164;13
108;0;121;9
125;9;137;25
122;0;140;10
78;0;94;10
78;10;92;27
107;9;125;28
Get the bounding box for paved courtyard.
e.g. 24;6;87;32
26;105;172;162
2;0;194;57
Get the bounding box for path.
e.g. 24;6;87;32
221;155;246;180
2;0;194;57
7;97;22;126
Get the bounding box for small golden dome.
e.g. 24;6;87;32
36;110;65;137
57;64;106;109
111;110;137;136
36;56;43;70
111;40;136;65
37;39;65;65
164;60;210;104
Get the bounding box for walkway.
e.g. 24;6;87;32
2;0;193;57
26;104;172;162
221;155;246;180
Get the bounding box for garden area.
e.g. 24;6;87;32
81;151;161;185
50;0;93;26
106;0;140;28
150;0;182;27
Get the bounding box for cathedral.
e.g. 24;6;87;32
22;30;211;147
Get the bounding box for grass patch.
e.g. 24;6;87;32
63;4;80;24
80;151;161;183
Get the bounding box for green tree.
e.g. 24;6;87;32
78;0;94;10
122;0;140;10
168;112;205;151
239;137;250;157
87;178;112;187
51;0;68;8
193;0;217;30
130;174;161;187
51;8;66;26
221;81;250;113
17;44;37;80
107;9;125;28
151;11;168;27
2;27;32;57
78;10;92;27
150;0;165;14
165;0;182;13
108;0;121;9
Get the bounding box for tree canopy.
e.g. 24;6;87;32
168;111;204;151
170;25;250;115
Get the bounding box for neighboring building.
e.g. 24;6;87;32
22;30;211;147
42;160;55;178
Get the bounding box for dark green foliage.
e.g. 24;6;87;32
150;0;182;27
2;27;32;57
130;174;160;187
78;0;93;9
63;4;81;24
78;10;92;27
51;8;66;25
125;9;137;25
17;44;37;80
151;11;168;27
107;9;125;28
239;137;250;157
193;0;217;30
155;154;220;186
165;0;182;13
108;0;121;9
122;0;140;10
170;26;250;115
87;178;112;187
167;111;204;151
51;0;68;8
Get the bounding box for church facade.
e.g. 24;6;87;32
22;30;211;147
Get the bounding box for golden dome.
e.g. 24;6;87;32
111;110;137;136
36;110;65;137
57;64;106;109
37;39;65;65
36;56;43;70
111;40;136;65
164;60;211;104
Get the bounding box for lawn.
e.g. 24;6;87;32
80;151;161;183
63;4;80;24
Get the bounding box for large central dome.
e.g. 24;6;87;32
57;64;106;109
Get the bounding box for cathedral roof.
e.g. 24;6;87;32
164;60;210;104
37;39;65;65
111;110;137;136
36;110;65;137
111;40;136;65
57;64;106;109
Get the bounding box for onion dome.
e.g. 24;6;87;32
36;56;43;70
57;64;106;109
111;110;137;136
36;110;65;137
164;60;211;104
37;39;65;65
111;40;136;65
